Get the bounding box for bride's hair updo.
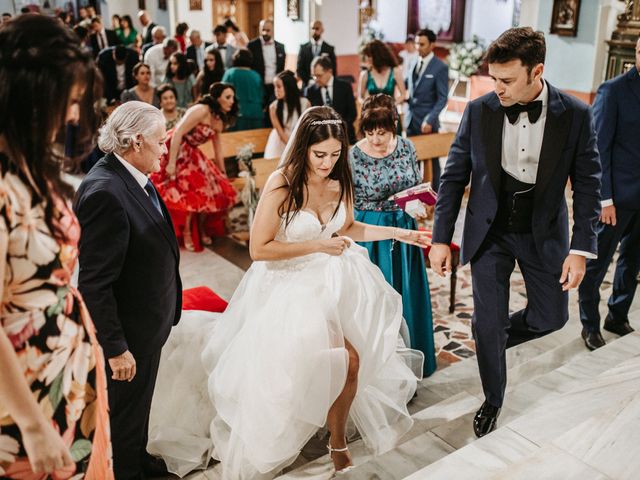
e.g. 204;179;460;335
278;106;353;224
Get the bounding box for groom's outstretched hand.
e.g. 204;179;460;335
560;254;586;291
109;350;137;382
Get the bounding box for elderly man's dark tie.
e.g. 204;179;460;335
503;101;543;124
144;180;164;218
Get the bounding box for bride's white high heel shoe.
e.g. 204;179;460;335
327;440;355;476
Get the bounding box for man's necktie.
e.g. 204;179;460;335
144;180;164;218
413;59;424;83
324;87;333;107
313;43;320;57
218;45;227;49
502;100;543;124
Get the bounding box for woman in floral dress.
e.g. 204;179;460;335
151;82;238;250
0;15;112;479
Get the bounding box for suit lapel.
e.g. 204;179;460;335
481;94;504;197
106;154;179;259
627;67;640;104
534;82;571;200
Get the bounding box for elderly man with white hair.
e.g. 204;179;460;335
74;101;182;480
144;36;179;87
186;29;211;72
138;9;156;44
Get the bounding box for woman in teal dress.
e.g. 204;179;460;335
222;48;264;130
349;94;436;375
115;14;139;48
358;39;407;135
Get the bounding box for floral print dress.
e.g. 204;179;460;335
151;123;237;213
0;154;113;479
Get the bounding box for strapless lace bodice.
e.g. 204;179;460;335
276;202;346;243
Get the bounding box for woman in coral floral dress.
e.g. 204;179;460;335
0;15;112;479
151;82;238;250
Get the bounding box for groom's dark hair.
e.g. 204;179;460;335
485;27;546;74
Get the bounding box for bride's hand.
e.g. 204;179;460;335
316;236;351;256
393;228;431;248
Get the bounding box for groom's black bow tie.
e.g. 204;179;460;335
502;100;543;124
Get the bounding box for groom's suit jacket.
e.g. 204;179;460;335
74;154;182;359
432;81;601;266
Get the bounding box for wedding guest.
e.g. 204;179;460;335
305;54;357;143
247;19;286;109
296;20;336;88
138;9;156;45
121;62;160;107
194;48;225;101
111;13;120;30
163;52;195;108
97;44;138;104
174;22;189;53
147;106;428;478
1;12;12;24
157;83;186;130
222;48;264;130
116;14;139;48
0;14;112;478
350;94;436;374
75;101;182;480
406;28;449;190
89;15;120;57
224;17;248;49
358;39;407;107
144;37;178;87
429;27;601;438
141;25;166;59
578;36;640;350
398;34;418;80
211;23;236;69
150;83;238;250
186;29;211;73
265;70;311;159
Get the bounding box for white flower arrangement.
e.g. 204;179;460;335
448;36;486;78
236;143;259;227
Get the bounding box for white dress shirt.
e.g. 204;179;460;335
311;40;323;57
413;52;434;80
501;81;595;259
115;153;149;194
194;43;206;70
261;37;277;84
115;63;126;90
144;44;169;87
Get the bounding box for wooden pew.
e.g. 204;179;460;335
408;131;456;184
231;157;280;191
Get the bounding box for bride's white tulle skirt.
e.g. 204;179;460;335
148;242;423;479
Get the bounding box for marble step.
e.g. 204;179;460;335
400;333;640;480
277;322;599;479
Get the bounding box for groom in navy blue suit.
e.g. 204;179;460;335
406;28;449;189
578;37;640;350
429;28;601;437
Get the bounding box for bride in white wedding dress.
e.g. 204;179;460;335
147;106;430;479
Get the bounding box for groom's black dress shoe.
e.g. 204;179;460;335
603;315;634;336
141;453;169;478
473;401;501;438
581;328;606;351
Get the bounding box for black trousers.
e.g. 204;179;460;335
107;350;162;480
470;229;568;407
578;208;640;331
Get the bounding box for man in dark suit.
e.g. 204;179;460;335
296;20;337;88
305;54;357;143
429;28;601;437
75;103;182;480
88;16;120;57
186;29;211;74
578;36;640;350
97;45;139;104
138;9;157;45
247;19;285;109
406;28;449;190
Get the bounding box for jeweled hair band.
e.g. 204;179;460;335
310;119;343;126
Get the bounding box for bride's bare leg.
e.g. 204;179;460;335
326;339;359;471
198;213;212;245
183;213;195;251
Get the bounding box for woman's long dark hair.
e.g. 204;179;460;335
199;82;239;128
166;52;190;80
0;14;99;239
362;39;398;72
279;106;352;226
199;49;225;96
275;70;301;128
